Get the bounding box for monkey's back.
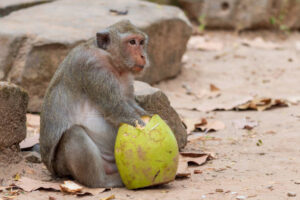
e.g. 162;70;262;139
40;43;91;174
39;41;117;174
39;56;74;174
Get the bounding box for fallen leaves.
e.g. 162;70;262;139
287;192;297;197
14;177;60;192
210;84;220;92
176;152;213;178
193;169;203;174
236;97;287;111
13;177;106;197
181;94;290;112
0;185;23;199
194;118;225;132
60;181;82;194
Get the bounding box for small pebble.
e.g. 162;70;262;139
236;195;247;200
231;192;238;195
201;195;206;199
287;192;296;197
216;188;224;192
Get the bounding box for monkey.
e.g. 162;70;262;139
39;20;149;188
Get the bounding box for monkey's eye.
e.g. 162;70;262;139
129;40;136;45
140;40;144;45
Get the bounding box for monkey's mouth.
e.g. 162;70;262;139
132;65;144;73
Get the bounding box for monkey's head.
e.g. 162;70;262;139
96;20;149;75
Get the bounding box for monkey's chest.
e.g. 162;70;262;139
72;101;116;152
118;73;134;97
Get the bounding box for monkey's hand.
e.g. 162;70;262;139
122;116;145;128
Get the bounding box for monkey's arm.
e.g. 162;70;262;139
128;99;149;116
79;66;145;127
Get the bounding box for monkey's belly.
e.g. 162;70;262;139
72;101;117;157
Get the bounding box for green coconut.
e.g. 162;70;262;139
114;114;179;189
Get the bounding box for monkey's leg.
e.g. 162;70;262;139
54;125;123;188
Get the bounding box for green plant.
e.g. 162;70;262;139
198;14;206;32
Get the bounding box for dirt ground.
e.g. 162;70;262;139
1;30;300;200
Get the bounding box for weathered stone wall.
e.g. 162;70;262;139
178;0;300;30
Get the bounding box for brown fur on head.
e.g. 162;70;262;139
96;20;149;75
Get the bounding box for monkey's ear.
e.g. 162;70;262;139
96;30;110;50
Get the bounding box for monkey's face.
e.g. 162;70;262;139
122;34;149;75
96;20;150;74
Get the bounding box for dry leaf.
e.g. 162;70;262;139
15;177;60;192
193;169;203;174
13;173;20;181
77;187;106;196
15;177;105;196
101;195;115;200
216;188;224;192
176;158;191;178
194;119;225;132
176;152;213;178
176;161;191;178
60;181;82;194
210;84;220;92
196;95;254;112
232;118;258;130
180;152;211;158
235;98;287;111
196;96;287;112
180;154;209;166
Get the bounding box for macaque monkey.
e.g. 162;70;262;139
40;20;149;188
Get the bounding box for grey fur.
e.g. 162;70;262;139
40;20;149;188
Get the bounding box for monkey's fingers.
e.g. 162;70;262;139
135;119;146;129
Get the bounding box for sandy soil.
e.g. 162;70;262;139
1;30;300;200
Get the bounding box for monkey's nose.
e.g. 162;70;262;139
141;55;144;59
